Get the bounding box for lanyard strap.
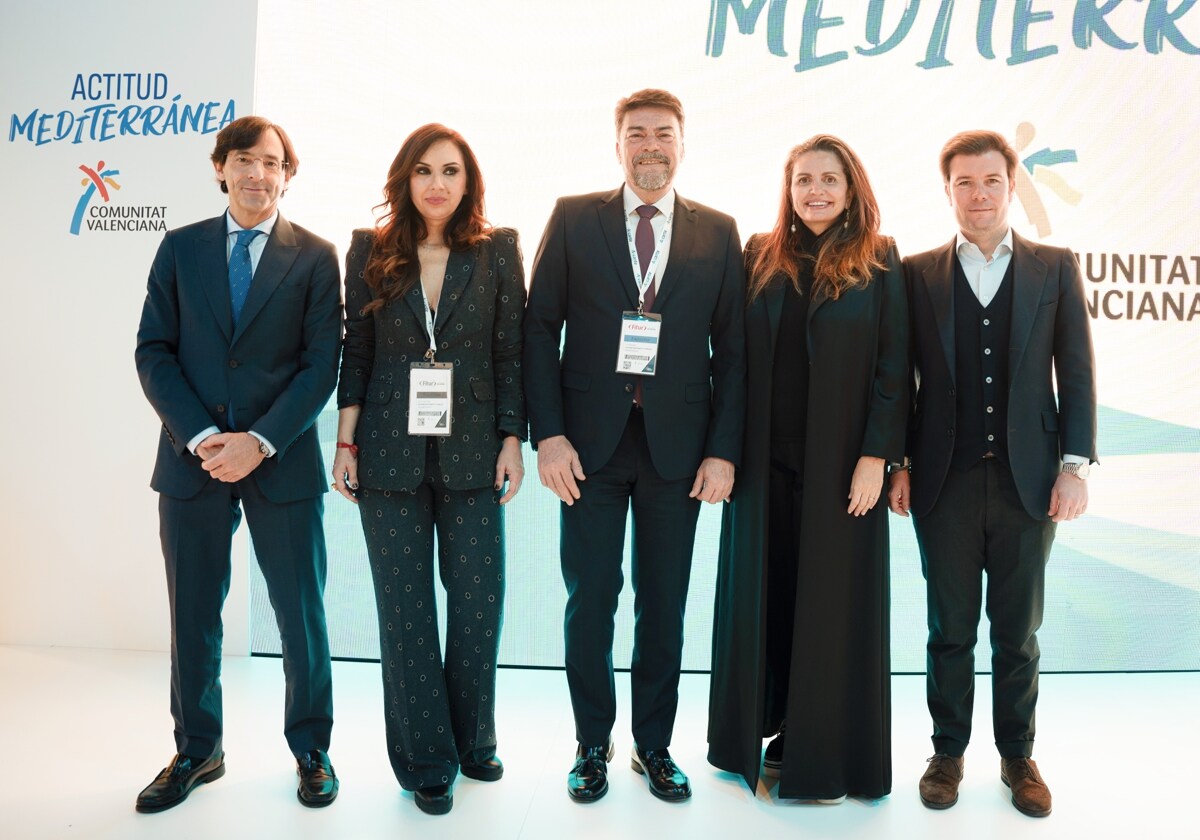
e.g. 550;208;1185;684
419;281;437;360
624;209;673;312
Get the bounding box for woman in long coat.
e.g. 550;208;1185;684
707;135;908;801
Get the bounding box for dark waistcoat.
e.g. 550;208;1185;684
951;255;1015;469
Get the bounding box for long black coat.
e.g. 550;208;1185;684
707;237;909;798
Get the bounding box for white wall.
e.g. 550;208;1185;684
0;0;258;651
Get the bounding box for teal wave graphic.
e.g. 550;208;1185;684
1098;405;1200;456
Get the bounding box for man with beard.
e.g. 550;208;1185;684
523;88;746;803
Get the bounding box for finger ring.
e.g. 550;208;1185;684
330;481;337;488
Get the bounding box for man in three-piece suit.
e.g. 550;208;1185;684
523;89;746;803
888;130;1097;819
134;116;341;812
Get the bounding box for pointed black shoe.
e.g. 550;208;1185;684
135;752;225;813
296;749;338;807
631;744;691;802
567;739;615;802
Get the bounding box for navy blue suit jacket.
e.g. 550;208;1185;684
135;212;342;503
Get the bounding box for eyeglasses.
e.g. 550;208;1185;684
227;153;289;174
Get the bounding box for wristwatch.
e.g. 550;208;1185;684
258;440;272;458
1060;462;1089;479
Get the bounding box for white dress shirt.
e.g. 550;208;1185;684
622;184;675;296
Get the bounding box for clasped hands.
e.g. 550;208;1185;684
196;432;264;483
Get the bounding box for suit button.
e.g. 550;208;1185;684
229;359;239;368
216;404;226;413
946;428;955;436
949;389;955;397
624;383;634;393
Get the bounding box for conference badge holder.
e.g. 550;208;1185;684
408;362;453;436
616;311;661;376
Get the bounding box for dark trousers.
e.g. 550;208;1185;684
561;409;700;750
913;458;1055;759
158;477;333;760
357;460;505;791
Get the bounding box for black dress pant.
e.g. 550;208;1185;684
913;458;1056;759
560;409;701;751
357;451;505;791
159;477;333;760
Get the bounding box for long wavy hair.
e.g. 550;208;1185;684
362;124;490;315
748;134;886;301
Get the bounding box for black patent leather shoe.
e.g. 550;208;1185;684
135;752;225;813
631;744;692;802
461;754;504;782
296;749;338;807
414;783;454;815
567;739;616;803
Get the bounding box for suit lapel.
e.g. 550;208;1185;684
195;214;233;343
233;213;299;343
922;238;958;383
433;246;476;333
1007;231;1047;380
597;187;639;308
652;194;696;312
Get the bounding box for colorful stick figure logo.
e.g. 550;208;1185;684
1013;123;1081;238
70;161;121;235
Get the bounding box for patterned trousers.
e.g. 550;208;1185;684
357;470;505;790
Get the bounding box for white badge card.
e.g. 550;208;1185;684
616;311;662;376
408;362;454;436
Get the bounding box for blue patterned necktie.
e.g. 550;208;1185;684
229;228;264;325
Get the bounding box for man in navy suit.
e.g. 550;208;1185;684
889;130;1096;819
523;89;746;803
134;116;341;812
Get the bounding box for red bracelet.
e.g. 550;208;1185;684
337;442;359;458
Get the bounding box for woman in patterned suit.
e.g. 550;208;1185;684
331;124;526;815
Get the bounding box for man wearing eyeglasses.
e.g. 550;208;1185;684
134;116;341;812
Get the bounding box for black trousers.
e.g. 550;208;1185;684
913;458;1056;759
158;477;333;760
357;456;505;791
561;409;701;751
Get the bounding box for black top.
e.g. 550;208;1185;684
769;224;827;470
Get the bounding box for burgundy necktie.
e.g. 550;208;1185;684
634;204;657;406
636;204;657;311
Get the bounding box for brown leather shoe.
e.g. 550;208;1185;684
919;754;964;809
1001;757;1052;817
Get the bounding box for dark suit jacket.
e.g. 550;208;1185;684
337;227;526;492
135;212;342;503
902;231;1097;520
523;188;746;481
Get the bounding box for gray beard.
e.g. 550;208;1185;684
633;167;672;192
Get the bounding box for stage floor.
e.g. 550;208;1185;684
1;645;1193;840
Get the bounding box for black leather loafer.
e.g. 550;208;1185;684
567;739;615;803
135;752;225;813
631;744;692;802
296;749;338;807
461;755;504;782
414;783;454;815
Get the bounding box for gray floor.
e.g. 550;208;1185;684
2;645;1193;840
